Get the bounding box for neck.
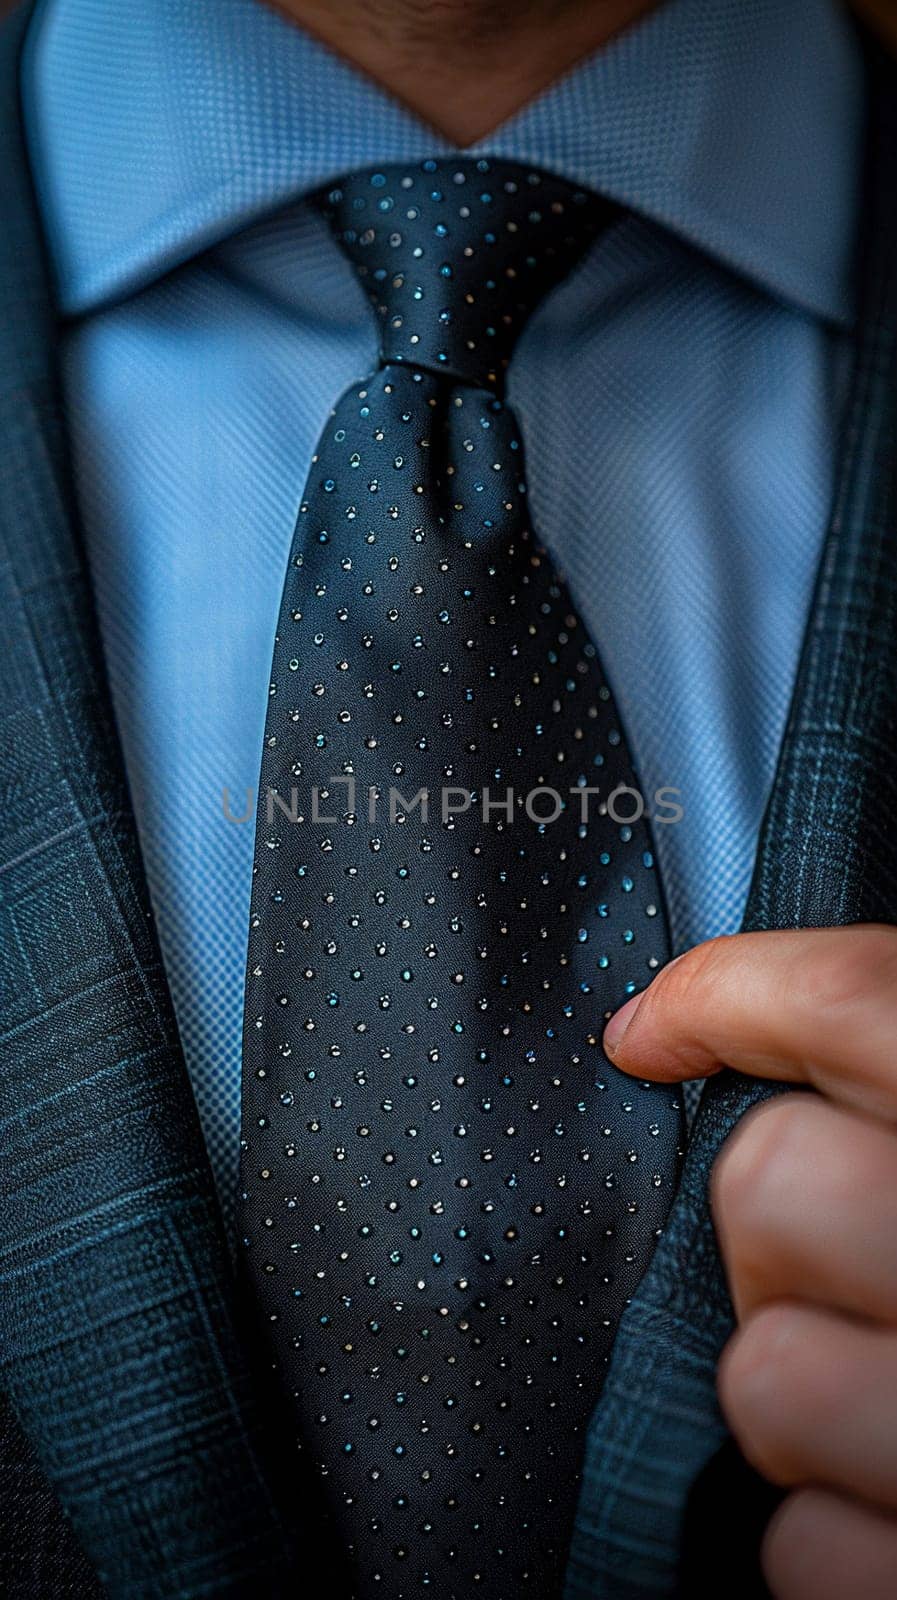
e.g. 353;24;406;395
264;0;658;144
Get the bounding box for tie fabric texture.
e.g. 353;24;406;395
240;159;684;1599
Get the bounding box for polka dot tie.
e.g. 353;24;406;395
240;159;684;1599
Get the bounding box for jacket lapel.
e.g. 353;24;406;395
565;32;897;1600
0;7;292;1595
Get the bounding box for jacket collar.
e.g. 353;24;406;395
565;30;897;1594
0;5;294;1593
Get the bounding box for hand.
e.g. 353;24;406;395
603;926;897;1600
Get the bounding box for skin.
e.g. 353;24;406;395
603;925;897;1600
265;0;658;143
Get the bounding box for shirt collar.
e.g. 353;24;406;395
24;0;863;325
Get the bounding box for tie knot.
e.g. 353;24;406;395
315;158;611;389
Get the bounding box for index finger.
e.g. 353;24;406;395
602;925;897;1123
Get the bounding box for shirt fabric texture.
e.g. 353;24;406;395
23;0;863;1220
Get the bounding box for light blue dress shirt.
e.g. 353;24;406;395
24;0;863;1220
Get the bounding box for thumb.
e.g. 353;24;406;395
602;926;897;1125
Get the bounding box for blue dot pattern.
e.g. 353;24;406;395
240;161;685;1599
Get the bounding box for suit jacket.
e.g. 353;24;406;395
1;3;895;1597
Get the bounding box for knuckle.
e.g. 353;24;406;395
793;925;897;1016
711;1096;807;1242
717;1304;808;1481
761;1489;829;1600
649;935;734;1017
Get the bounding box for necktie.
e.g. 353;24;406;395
241;159;684;1599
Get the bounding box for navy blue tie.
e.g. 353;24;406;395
241;159;684;1599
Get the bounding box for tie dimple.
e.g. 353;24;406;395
241;158;682;1600
316;159;612;388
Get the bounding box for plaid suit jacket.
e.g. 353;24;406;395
0;3;895;1596
0;4;295;1596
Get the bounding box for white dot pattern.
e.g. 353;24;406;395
241;161;684;1599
